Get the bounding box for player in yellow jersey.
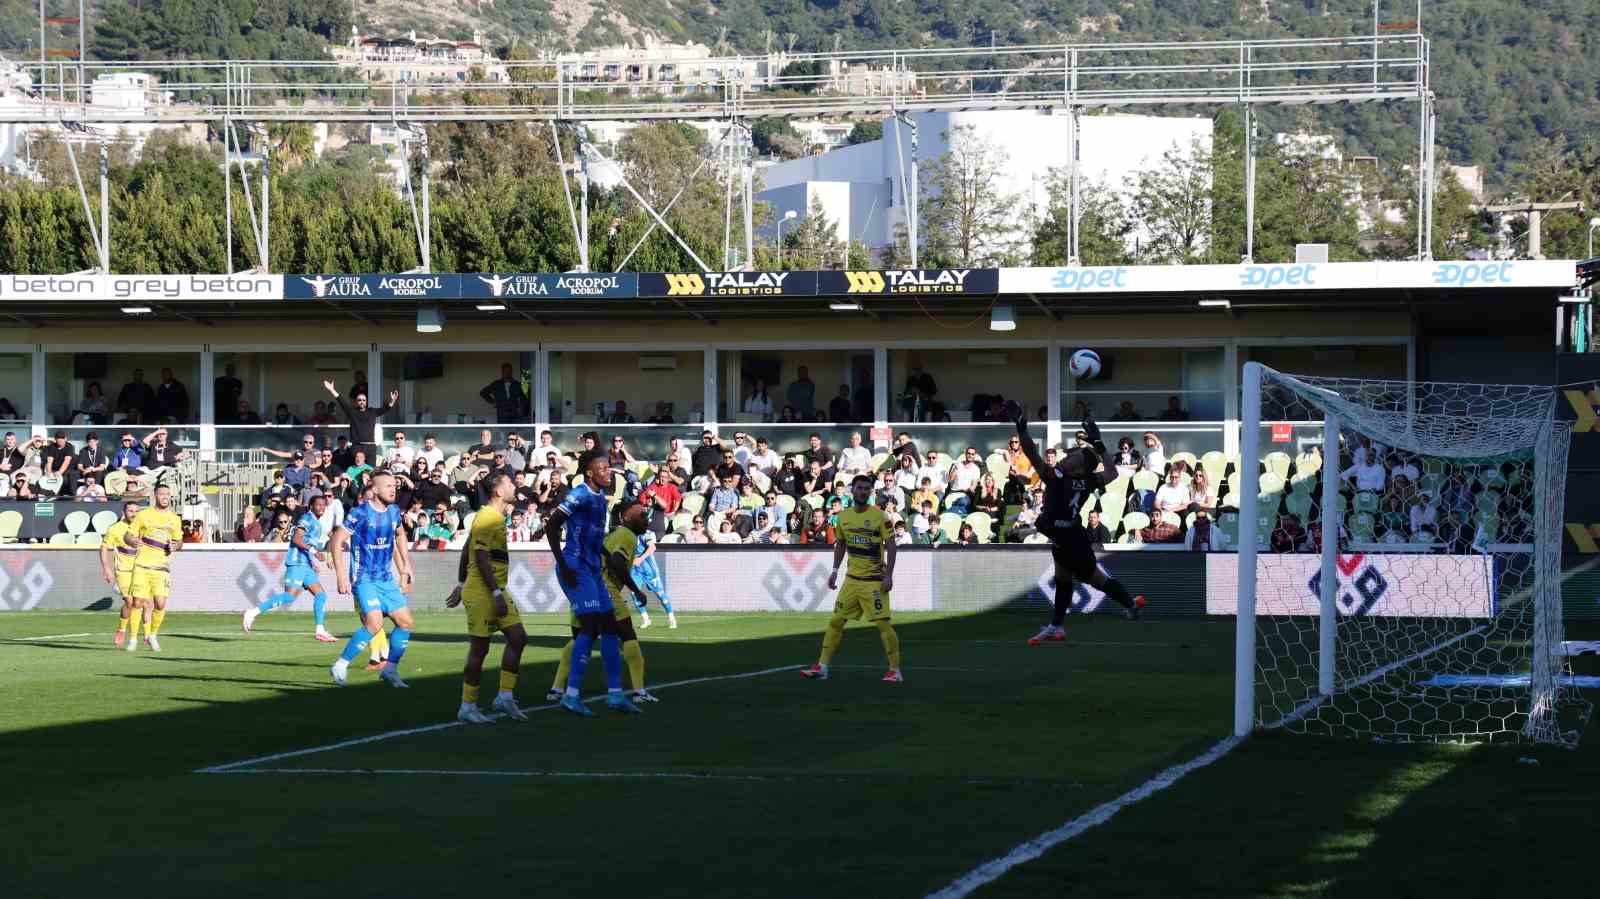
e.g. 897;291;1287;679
546;502;656;705
444;473;530;724
125;484;183;653
800;474;903;682
102;501;140;647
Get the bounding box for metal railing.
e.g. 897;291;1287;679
0;33;1427;124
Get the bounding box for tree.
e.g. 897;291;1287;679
268;123;317;172
1031;178;1134;266
779;195;846;270
778;60;824;94
1128;137;1213;264
917;125;1027;267
846;121;883;146
751;117;804;159
1251;141;1364;262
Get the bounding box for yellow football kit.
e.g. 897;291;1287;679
553;525;647;692
103;520;137;597
128;507;181;600
833;506;896;622
463;505;520;638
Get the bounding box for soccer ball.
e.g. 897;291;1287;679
1068;348;1102;380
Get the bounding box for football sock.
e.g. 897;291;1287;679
552;639;575;692
462;682;479;705
622;639;645;690
386;628;410;665
128;607;144;638
818;615;847;665
565;633;595;697
1050;588;1070;628
498;670;517;698
116;615;128;635
599;634;623;693
1102;578;1135;610
875;620;901;669
658;595;674;615
339;626;377;663
256;591;295;614
149;607;167;636
369;628;389;661
312;593;327;628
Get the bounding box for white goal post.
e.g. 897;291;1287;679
1234;362;1590;747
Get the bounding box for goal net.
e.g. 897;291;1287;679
1235;363;1590;747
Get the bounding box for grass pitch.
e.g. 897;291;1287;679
1;609;1595;898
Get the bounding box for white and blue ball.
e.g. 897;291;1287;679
1068;348;1102;380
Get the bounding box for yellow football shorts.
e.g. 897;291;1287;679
130;566;170;600
115;566;134;598
835;577;891;622
463;582;523;639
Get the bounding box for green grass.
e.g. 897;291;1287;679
0;610;1595;898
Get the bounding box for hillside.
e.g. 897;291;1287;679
1;1;1595;185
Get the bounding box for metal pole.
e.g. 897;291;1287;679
908;116;919;270
742;147;754;269
1319;413;1341;697
1235;361;1264;738
1068;106;1080;265
97;143;108;272
1416;98;1426;260
260;140;270;271
223;119;233;274
1244;104;1255;263
1373;0;1379;87
420;133;431;272
38;0;44;67
578;124;591;271
551;122;584;271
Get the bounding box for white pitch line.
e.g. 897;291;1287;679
2;632;93;642
205;767;782;782
195;663;802;774
924;736;1242;899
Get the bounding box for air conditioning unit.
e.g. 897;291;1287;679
966;352;1009;367
638;355;678;371
1295;243;1330;264
313;357;353;371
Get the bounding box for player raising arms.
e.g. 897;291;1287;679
126;485;182;653
1013;408;1145;646
327;472;414;687
243;491;336;642
546;503;657;705
102;501;139;647
800;474;903;682
630;526;676;630
446;473;530;724
545;452;641;716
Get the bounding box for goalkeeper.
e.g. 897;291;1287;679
1013;408;1145;645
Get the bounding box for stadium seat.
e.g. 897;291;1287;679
1121;511;1150;535
748;469;772;493
870;453;889;472
1101;474;1131;502
1348;512;1377;543
104;470;129;497
63;510;91;535
1258;472;1285;497
1215;511;1240;546
1097;489;1127;526
659;534;683;544
775;494;796;517
1117;530;1143;545
1293;450;1322;478
680;494;706;517
963;512;993;543
48;533;75;545
1131;469;1159;498
941;491;968;512
629;461;651;480
460;512;476;535
91;510;117;534
937;512;963;544
569;474;583;489
1474;514;1501;544
1219;491;1237;509
1284;491;1313;523
985;455;1009;480
1169;451;1198;472
1023;533;1050;544
1263;451;1292;481
801;493;826;514
1158;510;1181;529
76;533;100;546
1200;451;1228;485
1353;491;1379;514
705;511;725;535
0;509;22;543
670;512;692;534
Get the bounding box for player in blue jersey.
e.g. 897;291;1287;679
242;492;337;642
327;472;415;688
545;451;639;716
630;527;677;629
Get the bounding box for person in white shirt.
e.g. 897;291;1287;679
746;437;781;477
386;430;417;468
731;432;754;470
1389;452;1420;484
945;446;982;494
507;508;534;542
1409;492;1439;537
893;454;920;493
837;431;873;474
417;433;445;469
916;450;947;493
75;475;107;501
741;378;774;421
535;430;563;464
1342;457;1387;492
1141;432;1166;474
710;519;743;544
893;521;913;546
1153;469;1191;515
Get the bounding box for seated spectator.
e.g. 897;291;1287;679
945;446;982;514
646;401;675;425
75;475;107;501
714;448;745;488
308;401;335;426
1153;468;1192;517
75;432;109;489
284;452;312;490
1270;513;1307;553
77;381;110;424
1188;469;1217;514
1113;400;1142;421
758;492;786;532
415;506;455;550
345;449;374;487
508;508;534;542
141;428;185;470
1342;451;1387;493
892;453;920;493
41;431;76;496
837;432;872;474
9;472;34;500
829;385;853;424
774;457;803;499
804;433;835;476
1086;510;1111;544
1111;437;1141;479
707;478;740;516
1185;509;1228;550
236;507;264;543
270;403;299;426
261;470;294;510
1141;432;1165;473
710;518;742;544
640;467;683;517
1389;451;1420;484
264;510;295;543
265;433;320;464
416;434;444;469
911;500;937;543
235;399;264;425
911;478;940;516
893;520;913;545
1158;396;1190;422
955;522;979;545
183;519;206;544
971;474;1003;518
387;431;417;468
745;437;780;478
800;509;833;545
784;510;804;535
683;516;710;544
742;379;774;421
881;498;904;527
607;400;636;424
801;460;828;497
0;432;24;476
1381;474;1415;535
916;450;946;493
691;430;724;481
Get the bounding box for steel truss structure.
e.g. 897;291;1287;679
1;32;1438;276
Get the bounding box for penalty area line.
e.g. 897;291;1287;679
1;632;94;642
924;735;1243;899
194;663;803;774
204;768;786;782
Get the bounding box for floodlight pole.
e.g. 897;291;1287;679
1243;104;1256;264
892;111;918;268
97;142;108;272
1319;413;1340;697
1235;361;1264;738
223;118;233;274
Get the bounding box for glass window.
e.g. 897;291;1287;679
47;351;199;426
0;353;31;423
215;351;366;427
547;350;705;426
889;348;1048;423
721;349;873;425
380;351;533;425
1062;346;1224;423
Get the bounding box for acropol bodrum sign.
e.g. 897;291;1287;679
285;274;462;300
0;274;282;302
464;273;637;300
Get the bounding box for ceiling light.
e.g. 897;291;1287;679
989;304;1016;332
1198;299;1232;309
475;303;507;311
120;306;152;314
829;301;861;311
416;306;444;333
1559;290;1592;305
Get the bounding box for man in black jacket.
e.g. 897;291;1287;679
690;430;724;482
155;368;190;423
478;363;526;424
322;379;398;465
